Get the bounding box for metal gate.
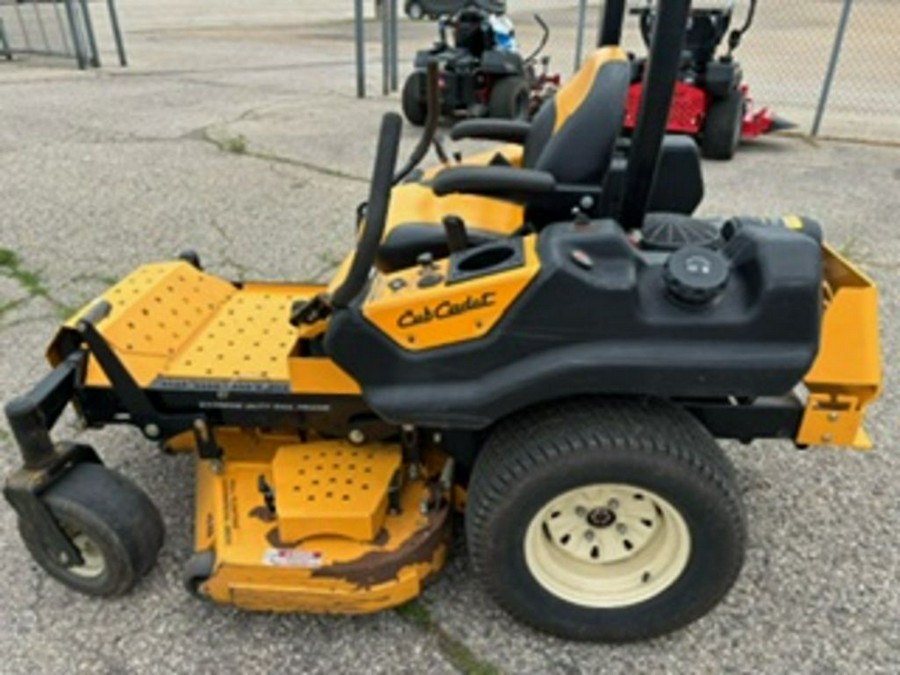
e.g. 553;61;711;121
0;0;126;69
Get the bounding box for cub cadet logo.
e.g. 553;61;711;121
397;292;497;329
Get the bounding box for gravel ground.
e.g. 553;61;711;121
0;2;897;674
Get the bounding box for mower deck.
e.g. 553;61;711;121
192;430;450;613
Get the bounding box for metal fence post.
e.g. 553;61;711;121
389;0;399;92
0;18;12;60
62;0;88;69
574;0;588;71
78;0;101;67
106;0;128;66
812;0;855;137
354;0;366;98
382;0;390;95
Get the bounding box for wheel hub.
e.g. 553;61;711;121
587;507;617;528
63;527;106;579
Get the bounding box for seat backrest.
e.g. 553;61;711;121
453;9;490;56
684;11;731;65
640;9;731;67
522;48;630;187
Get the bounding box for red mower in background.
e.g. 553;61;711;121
625;0;792;160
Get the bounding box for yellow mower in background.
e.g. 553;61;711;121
3;0;881;642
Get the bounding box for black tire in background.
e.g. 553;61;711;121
488;76;530;120
701;88;745;160
402;72;429;126
466;398;746;642
18;462;165;597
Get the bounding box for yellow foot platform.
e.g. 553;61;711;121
50;261;358;395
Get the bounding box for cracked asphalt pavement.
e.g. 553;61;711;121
1;2;898;673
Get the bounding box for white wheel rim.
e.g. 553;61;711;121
63;527;106;579
524;483;691;608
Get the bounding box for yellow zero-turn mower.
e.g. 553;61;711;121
4;0;882;642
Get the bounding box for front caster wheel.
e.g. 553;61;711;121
466;399;746;642
18;463;164;597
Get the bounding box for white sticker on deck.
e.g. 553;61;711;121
263;549;324;568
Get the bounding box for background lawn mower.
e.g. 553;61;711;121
402;1;560;125
625;0;792;159
4;0;881;644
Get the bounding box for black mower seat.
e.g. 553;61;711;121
379;47;631;271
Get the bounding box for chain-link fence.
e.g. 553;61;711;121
558;0;899;142
729;0;898;142
0;0;126;69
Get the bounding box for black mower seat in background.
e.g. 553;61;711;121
379;47;631;271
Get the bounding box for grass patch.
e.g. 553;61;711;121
0;248;45;297
72;272;120;287
223;134;248;155
0;248;76;320
395;600;503;675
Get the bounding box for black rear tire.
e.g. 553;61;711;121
18;463;165;597
488;76;530;120
402;72;428;127
702;88;745;160
466;398;746;642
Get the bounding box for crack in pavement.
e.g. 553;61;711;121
190;115;369;183
395;600;504;675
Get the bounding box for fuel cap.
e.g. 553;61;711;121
663;246;730;305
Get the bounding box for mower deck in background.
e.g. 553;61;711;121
625;0;792;159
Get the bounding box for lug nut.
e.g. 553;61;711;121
608;498;620;510
616;523;628;534
575;506;587;517
584;530;595;541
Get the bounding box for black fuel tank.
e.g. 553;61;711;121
326;218;822;428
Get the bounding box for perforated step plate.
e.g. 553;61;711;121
53;261;321;388
271;440;402;542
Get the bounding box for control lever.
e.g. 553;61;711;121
433;134;450;165
571;206;592;230
442;215;469;253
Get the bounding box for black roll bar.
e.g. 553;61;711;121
619;0;694;230
599;0;628;47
